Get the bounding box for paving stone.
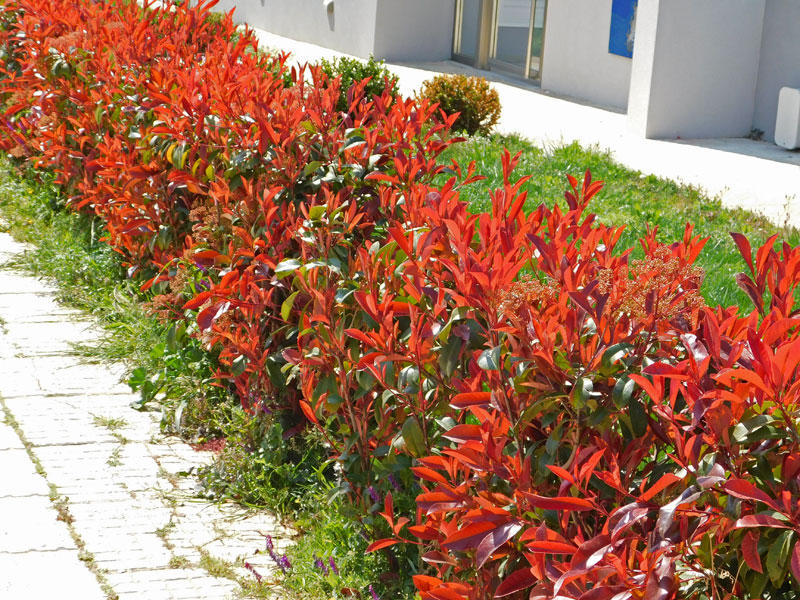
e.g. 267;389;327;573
0;293;82;324
0;421;23;450
0;271;57;295
0;448;49;497
92;547;173;570
0;371;41;397
8;419;119;446
28;358;132;395
0;356;34;375
2;320;94;355
106;569;240;600
0;496;76;553
68;500;174;526
0;550;105;600
0;234;25;255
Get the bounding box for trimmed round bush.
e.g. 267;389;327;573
417;73;501;135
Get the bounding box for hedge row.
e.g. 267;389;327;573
2;1;800;599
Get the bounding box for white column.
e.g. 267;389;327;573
628;0;766;139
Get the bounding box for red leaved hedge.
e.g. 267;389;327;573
2;1;800;599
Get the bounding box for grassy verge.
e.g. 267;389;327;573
441;135;799;307
0;161;242;445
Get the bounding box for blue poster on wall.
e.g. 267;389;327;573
609;0;638;58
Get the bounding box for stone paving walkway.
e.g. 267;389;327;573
0;230;291;599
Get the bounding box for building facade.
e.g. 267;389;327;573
216;0;800;142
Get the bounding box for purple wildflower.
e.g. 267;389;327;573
243;562;263;583
328;556;339;575
263;534;291;573
369;584;380;600
367;486;380;504
313;554;329;575
387;474;402;492
279;555;292;572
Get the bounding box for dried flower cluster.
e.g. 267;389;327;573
597;245;705;321
497;274;558;317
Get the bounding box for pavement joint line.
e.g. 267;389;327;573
22;441;120;448
0;392;142;400
0;546;77;555
0;492;51;499
9;351;84;358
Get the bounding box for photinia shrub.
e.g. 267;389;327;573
2;1;800;599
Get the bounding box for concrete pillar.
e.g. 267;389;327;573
752;0;800;141
628;0;766;139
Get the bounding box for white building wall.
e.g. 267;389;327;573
752;0;800;142
209;0;453;62
374;0;455;62
628;0;766;139
541;0;632;110
210;0;379;58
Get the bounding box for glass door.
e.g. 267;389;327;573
490;0;533;74
528;0;546;78
452;0;547;80
488;0;546;80
453;0;482;63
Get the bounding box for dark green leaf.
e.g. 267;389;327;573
438;335;461;376
601;342;634;370
401;416;426;458
478;345;501;370
629;397;648;438
612;375;635;408
766;529;793;584
275;258;301;278
231;354;248;377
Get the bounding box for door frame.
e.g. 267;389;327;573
452;0;494;71
453;0;547;81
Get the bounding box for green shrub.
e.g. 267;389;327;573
319;54;398;112
417;73;501;135
203;9;225;33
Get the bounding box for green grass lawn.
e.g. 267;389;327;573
440;134;799;308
